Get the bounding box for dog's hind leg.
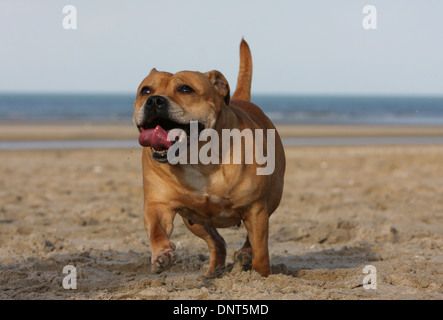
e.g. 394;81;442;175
234;236;253;270
182;217;226;276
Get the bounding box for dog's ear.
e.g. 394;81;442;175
149;68;158;75
205;70;230;105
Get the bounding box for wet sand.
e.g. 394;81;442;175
2;123;443;141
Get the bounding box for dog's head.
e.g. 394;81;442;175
133;68;230;163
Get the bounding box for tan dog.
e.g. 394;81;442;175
133;40;285;277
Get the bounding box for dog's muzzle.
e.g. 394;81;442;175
136;95;206;164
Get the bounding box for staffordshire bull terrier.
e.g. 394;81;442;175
133;39;285;277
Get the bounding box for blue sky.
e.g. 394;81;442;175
1;0;443;95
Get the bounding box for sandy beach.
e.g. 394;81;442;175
0;124;442;300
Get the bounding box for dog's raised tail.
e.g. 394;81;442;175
232;39;253;102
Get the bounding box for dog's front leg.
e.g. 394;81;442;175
242;202;271;277
144;202;177;274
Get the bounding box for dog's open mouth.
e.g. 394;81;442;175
138;118;205;163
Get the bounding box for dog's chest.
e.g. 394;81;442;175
178;167;240;227
182;167;207;194
181;166;231;195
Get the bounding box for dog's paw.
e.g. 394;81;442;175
151;249;175;274
234;248;253;270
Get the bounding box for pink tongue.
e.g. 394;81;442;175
138;125;171;150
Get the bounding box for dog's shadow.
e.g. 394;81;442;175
185;243;380;282
269;244;380;276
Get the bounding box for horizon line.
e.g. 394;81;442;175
1;91;443;98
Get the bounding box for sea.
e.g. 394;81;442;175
1;93;443;149
1;93;443;125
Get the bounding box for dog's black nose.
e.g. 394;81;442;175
146;95;167;110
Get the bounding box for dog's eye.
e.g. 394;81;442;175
140;86;152;95
177;85;195;94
